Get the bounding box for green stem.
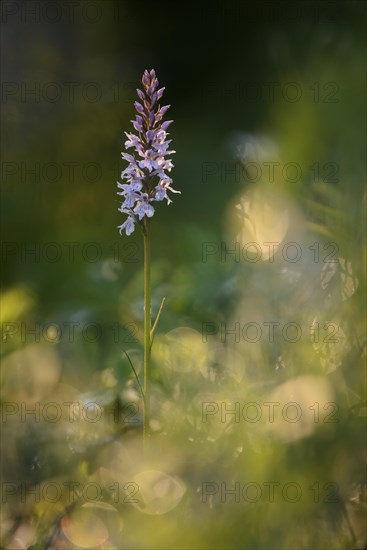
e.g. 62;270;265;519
143;219;151;453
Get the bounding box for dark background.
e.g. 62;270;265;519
1;1;366;548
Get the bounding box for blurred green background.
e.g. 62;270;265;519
1;0;366;548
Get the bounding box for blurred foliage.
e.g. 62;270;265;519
1;0;366;548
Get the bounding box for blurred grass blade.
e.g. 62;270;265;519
122;348;145;406
150;297;166;348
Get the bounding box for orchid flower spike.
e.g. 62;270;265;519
117;69;180;236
